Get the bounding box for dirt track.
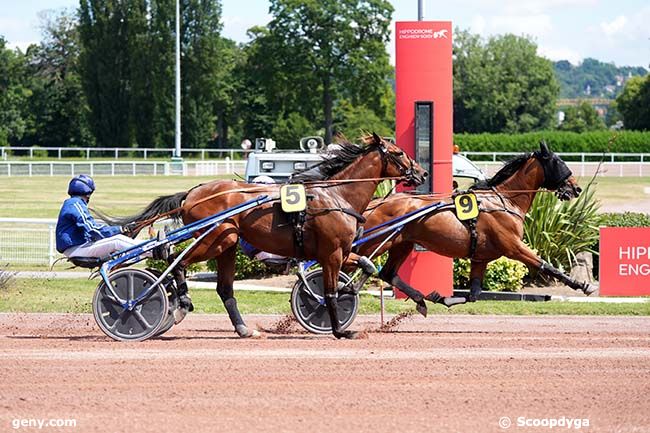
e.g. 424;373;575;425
1;313;649;433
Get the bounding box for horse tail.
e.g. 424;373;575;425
93;191;189;226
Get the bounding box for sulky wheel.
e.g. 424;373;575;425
92;268;169;342
290;269;359;334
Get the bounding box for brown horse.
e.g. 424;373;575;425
348;141;596;316
112;134;426;338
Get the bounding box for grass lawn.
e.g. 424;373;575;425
577;176;650;208
0;175;230;219
2;278;648;316
0;175;648;220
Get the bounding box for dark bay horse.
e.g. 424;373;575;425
113;134;426;338
348;142;596;316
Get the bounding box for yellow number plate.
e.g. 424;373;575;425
454;193;479;221
280;184;307;213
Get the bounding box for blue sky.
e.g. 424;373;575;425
1;0;648;67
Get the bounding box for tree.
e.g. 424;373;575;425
453;31;559;133
179;0;224;148
79;0;140;147
0;37;30;146
615;75;650;131
266;0;394;144
21;10;94;148
558;101;606;132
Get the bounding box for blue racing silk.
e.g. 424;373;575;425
55;196;122;253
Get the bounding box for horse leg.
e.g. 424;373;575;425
506;241;597;295
171;265;194;324
375;243;427;316
216;243;260;338
323;250;357;339
378;243;466;314
178;226;260;337
467;261;488;302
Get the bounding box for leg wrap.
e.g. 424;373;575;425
469;278;482;302
541;261;589;292
223;297;245;327
325;294;341;333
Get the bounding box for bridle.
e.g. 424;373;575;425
533;151;572;190
377;143;420;186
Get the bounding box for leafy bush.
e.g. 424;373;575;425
453;257;528;292
524;183;601;276
145;240;203;274
599;212;650;227
454;130;650;154
206;247;268;280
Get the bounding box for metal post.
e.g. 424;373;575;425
174;0;182;159
418;0;424;20
380;283;385;327
48;223;55;267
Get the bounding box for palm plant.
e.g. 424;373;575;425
524;183;600;276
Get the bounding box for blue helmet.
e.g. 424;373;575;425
68;174;96;196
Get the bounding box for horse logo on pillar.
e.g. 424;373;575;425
433;29;448;39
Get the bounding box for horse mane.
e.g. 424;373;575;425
291;135;378;182
471;153;533;190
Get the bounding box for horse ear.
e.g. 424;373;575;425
372;132;382;145
539;140;550;156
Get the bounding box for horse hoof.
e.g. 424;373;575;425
583;284;598;296
415;301;428;317
357;256;378;275
441;296;467;308
173;307;188;325
333;330;358;339
235;325;261;338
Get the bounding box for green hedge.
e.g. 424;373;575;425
453;257;529;292
599;212;650;227
454;131;650;154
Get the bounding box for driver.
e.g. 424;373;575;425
55;175;139;259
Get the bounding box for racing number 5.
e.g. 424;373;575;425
284;185;301;205
280;184;307;212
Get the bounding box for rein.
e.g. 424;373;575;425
128;176;410;232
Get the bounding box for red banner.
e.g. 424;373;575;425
599;227;650;296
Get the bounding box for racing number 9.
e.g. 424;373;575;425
454;193;479;221
280;184;307;213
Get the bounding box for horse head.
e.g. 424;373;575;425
534;141;581;201
364;132;428;187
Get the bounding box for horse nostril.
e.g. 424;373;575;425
422;171;429;178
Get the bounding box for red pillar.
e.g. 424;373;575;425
395;21;453;297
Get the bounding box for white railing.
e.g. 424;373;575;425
470;160;650;178
0;217;176;267
0;218;58;266
0;146;246;160
462;151;649;163
0;160;246;177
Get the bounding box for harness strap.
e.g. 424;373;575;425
340;208;366;224
466;218;478;259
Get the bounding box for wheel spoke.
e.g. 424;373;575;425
128;273;135;301
134;309;153;329
304;310;319;322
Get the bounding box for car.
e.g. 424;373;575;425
244;136;486;187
